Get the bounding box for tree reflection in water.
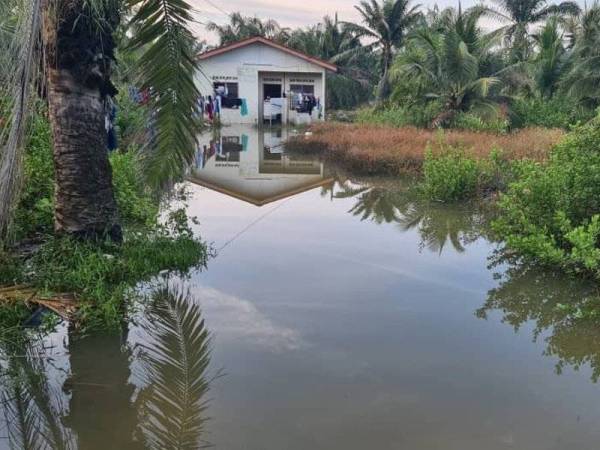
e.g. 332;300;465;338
0;285;213;449
478;258;600;382
330;180;488;254
0;329;74;449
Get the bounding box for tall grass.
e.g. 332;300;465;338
287;123;564;175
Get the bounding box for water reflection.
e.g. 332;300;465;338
478;260;600;381
188;126;334;206
0;285;212;450
0;331;74;449
331;180;488;254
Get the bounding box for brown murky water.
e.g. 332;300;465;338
2;126;600;450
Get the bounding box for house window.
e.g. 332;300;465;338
290;84;314;95
213;82;240;109
289;84;316;111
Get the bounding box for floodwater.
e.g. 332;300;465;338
2;126;600;449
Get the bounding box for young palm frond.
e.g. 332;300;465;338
135;285;212;450
127;0;202;186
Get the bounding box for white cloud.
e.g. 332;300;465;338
195;285;305;352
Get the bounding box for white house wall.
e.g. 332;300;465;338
196;43;327;125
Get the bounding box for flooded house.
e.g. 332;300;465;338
196;37;337;126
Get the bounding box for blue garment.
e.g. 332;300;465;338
241;134;249;151
240;98;248;116
107;127;118;151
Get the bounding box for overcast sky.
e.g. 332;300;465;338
190;0;587;44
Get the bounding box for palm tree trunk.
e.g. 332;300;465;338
42;1;122;240
376;46;393;102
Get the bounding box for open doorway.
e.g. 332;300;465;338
263;83;283;124
263;83;282;100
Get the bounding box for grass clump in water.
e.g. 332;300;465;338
11;209;208;331
421;147;515;202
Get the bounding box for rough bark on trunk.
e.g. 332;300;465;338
46;69;121;240
42;0;122;241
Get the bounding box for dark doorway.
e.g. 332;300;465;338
263;83;282;100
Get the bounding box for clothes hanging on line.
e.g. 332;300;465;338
240;98;249;116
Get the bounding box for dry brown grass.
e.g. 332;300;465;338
286;123;564;175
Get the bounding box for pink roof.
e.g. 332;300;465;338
198;36;338;72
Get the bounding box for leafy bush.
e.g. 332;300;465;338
493;119;600;277
422;148;480;201
422;147;514;202
115;89;147;149
24;209;207;330
451;112;509;134
356;104;440;128
110;151;158;227
511;97;595;129
13;114;54;240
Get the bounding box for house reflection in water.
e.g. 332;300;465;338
188;126;333;206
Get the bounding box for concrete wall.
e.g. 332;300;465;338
196;43;327;125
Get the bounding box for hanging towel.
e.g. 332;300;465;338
240;98;248;116
241;133;249;151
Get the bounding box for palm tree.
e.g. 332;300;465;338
0;0;201;241
483;0;580;62
532;16;566;98
343;0;422;101
206;12;290;46
393;6;503;127
561;3;600;107
287;14;377;108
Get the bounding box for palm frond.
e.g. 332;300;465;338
0;0;43;242
135;285;212;450
127;0;202;186
0;333;74;450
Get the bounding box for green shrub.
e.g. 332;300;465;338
451;112;509;134
356;104;440;128
115;89;147;149
13;114;54;240
511;97;595;129
110;151;158;227
25;209;208;330
422;148;480;201
422;147;515;202
493;119;600;277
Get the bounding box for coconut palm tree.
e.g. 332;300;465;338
532;16;566;98
287;14;377;108
206;12;290;46
483;0;580;62
343;0;422;101
561;3;600;107
0;0;201;241
393;6;503;127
